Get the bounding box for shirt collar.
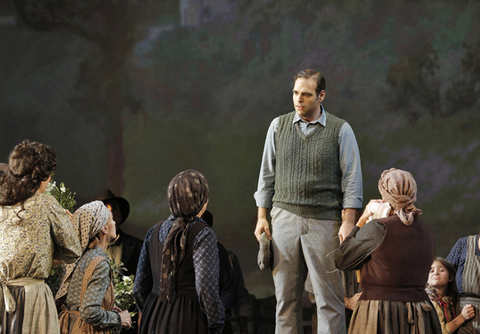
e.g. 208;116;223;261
293;105;326;126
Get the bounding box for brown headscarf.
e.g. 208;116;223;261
161;169;209;301
378;168;422;226
56;201;111;301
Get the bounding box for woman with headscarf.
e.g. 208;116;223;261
133;170;225;334
335;168;442;333
0;140;82;334
56;201;132;333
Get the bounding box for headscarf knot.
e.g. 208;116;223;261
378;168;422;226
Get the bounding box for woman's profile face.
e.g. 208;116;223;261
105;211;117;242
428;261;451;289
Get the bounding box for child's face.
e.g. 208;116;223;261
428;261;451;289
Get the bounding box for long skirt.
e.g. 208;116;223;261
139;290;209;334
348;299;442;334
0;283;60;334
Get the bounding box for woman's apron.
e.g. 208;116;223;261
58;256;115;334
459;235;480;333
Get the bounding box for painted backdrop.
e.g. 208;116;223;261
1;0;479;297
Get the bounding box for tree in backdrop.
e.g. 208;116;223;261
445;40;480;113
10;0;158;194
383;0;480;122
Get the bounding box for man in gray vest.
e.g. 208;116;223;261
254;69;363;334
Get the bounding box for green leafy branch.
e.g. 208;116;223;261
111;261;137;312
45;181;77;212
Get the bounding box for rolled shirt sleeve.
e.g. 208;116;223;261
339;122;363;209
254;117;278;209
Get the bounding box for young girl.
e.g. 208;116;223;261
426;257;475;333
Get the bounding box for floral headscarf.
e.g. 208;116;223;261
378;168;422;226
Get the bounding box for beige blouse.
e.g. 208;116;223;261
0;193;81;282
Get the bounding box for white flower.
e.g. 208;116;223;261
46;181;56;193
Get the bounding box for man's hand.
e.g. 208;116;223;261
254;207;271;241
339;208;357;243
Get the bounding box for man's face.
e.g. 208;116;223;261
292;77;325;122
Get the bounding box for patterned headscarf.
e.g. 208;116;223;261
56;201;110;301
378;168;422;226
161;169;209;301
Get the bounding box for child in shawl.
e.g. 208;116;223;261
133;169;225;334
426;257;475;334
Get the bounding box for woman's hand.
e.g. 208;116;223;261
356;199;384;228
461;304;475;321
448;304;476;332
344;292;362;310
356;209;373;228
65;209;74;221
114;306;132;329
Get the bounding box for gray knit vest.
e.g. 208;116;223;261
272;111;345;220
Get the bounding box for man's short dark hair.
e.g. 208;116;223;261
294;69;326;97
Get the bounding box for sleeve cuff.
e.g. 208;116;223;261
254;193;273;208
114;311;122;329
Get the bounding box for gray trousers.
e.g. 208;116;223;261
271;207;346;334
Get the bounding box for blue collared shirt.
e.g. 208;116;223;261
254;106;363;210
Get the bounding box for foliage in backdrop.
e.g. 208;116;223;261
1;0;480;297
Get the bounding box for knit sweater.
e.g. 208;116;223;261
272;111;345;220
